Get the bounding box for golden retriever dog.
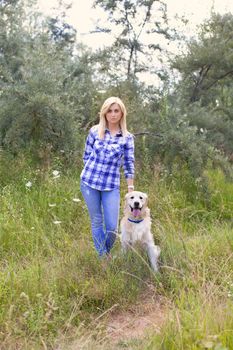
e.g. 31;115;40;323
120;191;161;272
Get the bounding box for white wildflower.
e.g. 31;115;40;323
49;203;56;207
20;292;29;300
53;220;62;225
72;198;81;203
52;170;60;178
25;181;32;188
52;170;59;176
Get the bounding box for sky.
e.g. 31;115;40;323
37;0;233;50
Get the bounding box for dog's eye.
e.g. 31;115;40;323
130;196;134;199
139;196;143;200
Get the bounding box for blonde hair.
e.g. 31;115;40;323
97;97;128;139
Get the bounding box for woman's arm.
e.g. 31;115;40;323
127;178;134;192
123;134;135;192
83;128;95;164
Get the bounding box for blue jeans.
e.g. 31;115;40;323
80;181;120;256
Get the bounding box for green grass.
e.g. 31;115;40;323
0;155;233;349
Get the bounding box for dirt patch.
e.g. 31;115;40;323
105;288;170;344
58;287;170;350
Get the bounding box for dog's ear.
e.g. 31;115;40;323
143;192;148;206
124;192;132;213
125;192;129;199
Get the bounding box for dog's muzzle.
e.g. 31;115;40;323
130;202;142;217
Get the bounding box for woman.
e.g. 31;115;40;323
80;96;135;258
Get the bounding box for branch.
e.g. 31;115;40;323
203;69;233;91
89;28;111;34
190;64;212;102
133;131;162;137
136;2;153;40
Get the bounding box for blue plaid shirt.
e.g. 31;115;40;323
80;127;135;191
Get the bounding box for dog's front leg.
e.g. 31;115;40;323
146;243;161;272
121;242;128;253
121;238;132;253
120;229;132;254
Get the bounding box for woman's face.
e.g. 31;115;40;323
105;103;123;127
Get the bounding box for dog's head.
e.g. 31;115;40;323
124;191;148;218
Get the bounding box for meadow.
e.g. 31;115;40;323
0;153;233;349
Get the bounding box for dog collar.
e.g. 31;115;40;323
128;218;144;224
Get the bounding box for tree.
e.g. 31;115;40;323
0;0;98;162
172;13;233;103
0;0;27;81
47;17;77;48
171;13;233;162
93;0;172;81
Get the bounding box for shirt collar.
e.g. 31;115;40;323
105;128;122;137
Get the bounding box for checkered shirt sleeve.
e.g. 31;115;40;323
123;133;134;179
83;128;95;164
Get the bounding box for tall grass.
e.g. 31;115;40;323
0;153;232;349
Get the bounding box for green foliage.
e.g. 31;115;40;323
47;17;77;48
171;13;233;164
147;296;233;350
0;0;26;80
172;13;233;103
132;95;231;192
1;2;232;183
1;42;72;151
0;1;98;158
